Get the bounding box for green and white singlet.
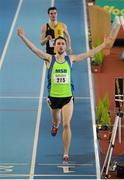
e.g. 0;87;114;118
47;56;74;97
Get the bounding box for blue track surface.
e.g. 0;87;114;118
0;0;19;56
0;0;100;179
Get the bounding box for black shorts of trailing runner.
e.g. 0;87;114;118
47;96;74;109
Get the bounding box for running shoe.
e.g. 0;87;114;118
51;126;58;136
63;155;69;162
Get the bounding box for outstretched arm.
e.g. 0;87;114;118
63;23;72;54
70;35;112;62
40;24;52;46
17;27;51;62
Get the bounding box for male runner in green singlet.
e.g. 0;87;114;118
17;27;112;161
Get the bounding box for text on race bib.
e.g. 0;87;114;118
54;73;68;84
49;39;55;47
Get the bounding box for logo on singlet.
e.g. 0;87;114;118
54;69;68;84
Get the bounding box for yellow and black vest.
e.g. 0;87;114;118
45;22;64;54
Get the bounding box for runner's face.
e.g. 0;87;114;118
49;10;57;21
55;39;66;55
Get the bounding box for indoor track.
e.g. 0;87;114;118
0;0;100;179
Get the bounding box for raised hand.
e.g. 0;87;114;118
104;35;113;47
47;35;52;40
17;27;25;37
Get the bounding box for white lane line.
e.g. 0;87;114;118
0;162;93;166
0;174;29;177
0;96;90;99
0;0;23;70
0;163;28;166
51;0;55;6
82;0;101;179
29;63;46;179
35;174;96;177
29;0;55;178
0;108;36;112
0;96;41;99
0;174;96;177
34;174;96;177
38;163;94;166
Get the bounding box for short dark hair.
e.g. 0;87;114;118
54;36;67;44
48;7;57;14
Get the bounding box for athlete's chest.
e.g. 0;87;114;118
51;61;70;84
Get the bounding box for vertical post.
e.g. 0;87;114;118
105;115;120;177
115;78;123;108
101;78;123;178
115;78;123;143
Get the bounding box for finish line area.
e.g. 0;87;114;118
0;0;99;179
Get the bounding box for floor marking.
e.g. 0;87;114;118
0;174;29;177
29;0;55;177
51;0;55;6
0;163;28;166
29;63;46;179
0;108;36;112
38;163;94;166
34;174;96;177
58;165;75;173
0;173;96;177
0;96;90;99
0;0;23;70
0;166;14;173
0;162;94;166
82;0;101;179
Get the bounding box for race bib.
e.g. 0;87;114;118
49;39;55;47
54;73;68;84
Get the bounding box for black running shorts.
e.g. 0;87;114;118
47;96;74;109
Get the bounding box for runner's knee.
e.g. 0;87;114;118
63;122;70;129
